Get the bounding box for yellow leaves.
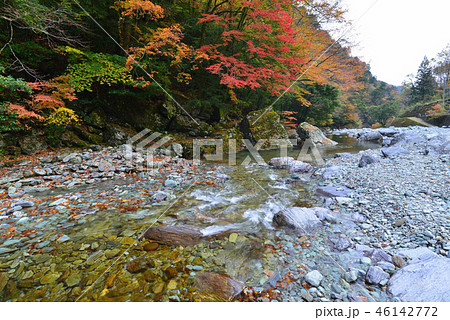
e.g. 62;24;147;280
45;107;80;127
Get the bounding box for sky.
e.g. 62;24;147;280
339;0;450;86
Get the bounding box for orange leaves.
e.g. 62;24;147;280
115;0;164;20
8;103;44;120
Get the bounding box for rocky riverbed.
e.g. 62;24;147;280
0;126;449;302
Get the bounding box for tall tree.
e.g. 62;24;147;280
410;56;436;103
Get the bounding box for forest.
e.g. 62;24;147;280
0;0;449;154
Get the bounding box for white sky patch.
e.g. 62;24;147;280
339;0;450;86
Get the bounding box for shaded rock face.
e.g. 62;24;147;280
170;114;213;137
297;122;337;146
247;107;292;149
273;207;322;233
18;133;47;155
144;225;203;247
194;272;244;301
103;126;131;146
387;256;450;302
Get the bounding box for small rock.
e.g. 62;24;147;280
126;258;150;273
65;273;82;287
167;279;177;290
165;180;179;188
49;198;68;207
164;267;178;279
394;218;407;227
344;271;358;283
40;272;61;285
143;243;159;251
228;233;238;243
392;255;406;268
305;270;323;287
365;266;389;285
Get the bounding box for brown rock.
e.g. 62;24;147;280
164;267;178;279
392;255;406;268
194;272;244;302
143;243;159;251
126;258;150;273
144;225;203;247
105;273;118;289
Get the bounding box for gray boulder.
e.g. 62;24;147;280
381;147;410;158
358;154;380;168
268;157;295;169
365;266;390;284
289;161;313;174
425;133;450;155
377;128;400;137
389;132;426;146
387;256;450;301
358;131;383;143
273;207;322;233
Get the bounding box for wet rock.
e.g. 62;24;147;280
144;225;203;247
381;147;410;158
365;266;389;285
289;161;314;174
305;270;323;287
387;256;450;301
126;258;151;273
0;272;8;293
358;154;380;168
268;157;295;169
65;273;82;287
315;185;352;198
194;272;244;301
40;272;61;285
273;207;321;233
164;267;178;279
143;243;159;251
228;233;238;243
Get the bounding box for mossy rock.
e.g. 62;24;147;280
390;117;429;127
71;126;103;145
223;127;245;152
247;107;291;149
61;131;90;148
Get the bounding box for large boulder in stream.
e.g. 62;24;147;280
297;122;337;146
273;207;322;233
144;225;203;247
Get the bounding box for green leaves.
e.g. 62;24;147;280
60;47;133;92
